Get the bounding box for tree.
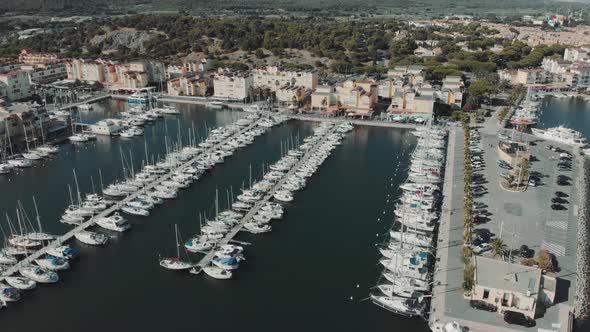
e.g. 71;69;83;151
463;263;475;291
490;238;506;258
468;79;496;108
536;249;555;272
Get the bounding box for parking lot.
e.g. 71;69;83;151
430;111;580;332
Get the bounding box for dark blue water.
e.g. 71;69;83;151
0;99;424;332
538;96;590;137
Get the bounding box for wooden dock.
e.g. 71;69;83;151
194;125;339;269
0;120;263;282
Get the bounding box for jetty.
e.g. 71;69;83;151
0;119;264;282
193;125;339;270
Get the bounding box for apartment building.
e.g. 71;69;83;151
167;75;209;97
213;70;253;101
387;89;434;119
21;62;67;84
65;58;108;83
252;66;318;92
310;85;338;110
498;68;552;86
275;85;309;105
0;65;32;101
563;47;589;62
334;80;378;116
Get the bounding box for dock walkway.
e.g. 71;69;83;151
0;120;261;281
194;125;339;269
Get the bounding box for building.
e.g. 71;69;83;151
498;68;552;86
472;256;556;320
334;80;378;117
414;47;441;57
563;48;589;62
65;59;108;83
0;65;32;101
252;65;318;92
0;102;51;147
497;140;530;165
167;74;209;97
182;53;214;74
18;49;64;64
20;62;67;84
212;69;253;101
166;64;183;80
378;77;404;99
437;75;464;108
386;89;434;120
310;85;338;111
275;85;309;105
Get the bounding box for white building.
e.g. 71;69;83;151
252;66;318;92
0;65;32;101
213;70;253;101
21;62;67;84
564;48;590;62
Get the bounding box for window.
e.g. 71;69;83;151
483;289;490;299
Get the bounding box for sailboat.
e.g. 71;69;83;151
21;125;43;160
4;277;36;290
25;197;55;241
159;224;193;270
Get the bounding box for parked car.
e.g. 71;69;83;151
555;191;569;198
551;197;568;204
551;204;567;210
528;179;537;187
472;243;491;254
509;245;535;259
499;163;513;170
503;311;536;327
469;300;497;312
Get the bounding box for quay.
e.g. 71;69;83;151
193;124;340;270
429;111;580;331
48;93;111;112
0;119;262;282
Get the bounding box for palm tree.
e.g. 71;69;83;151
490;238;506;258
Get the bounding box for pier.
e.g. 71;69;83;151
48;93;111;111
193;125;339;270
0;119;264;282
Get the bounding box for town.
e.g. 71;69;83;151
0;4;590;332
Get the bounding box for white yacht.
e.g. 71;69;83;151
201;265;232;279
159;224;193;270
35;255;70;271
74;230;109;246
96;213;131;232
531;126;587;147
88;119;123;136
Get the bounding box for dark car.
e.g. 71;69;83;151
509;245;535;259
557;180;569;186
558;175;571;181
551;204;567;210
470;300;497;312
504;311;536;327
555;191;569;197
551;197;568;204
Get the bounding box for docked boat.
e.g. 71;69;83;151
18;265;59;283
202;265;232;280
35;255;70;271
211;256;240;270
160;224;193;270
46;245;77;259
370;294;426;318
0;284;21;302
0;250;17;264
4;277;36;291
121;206;150;217
96;213;131;232
531;126;587;147
74;230;109;246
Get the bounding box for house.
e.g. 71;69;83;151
497;140;530;165
213;69;253;101
563;48;589;62
166;64;183;80
414;47;441;57
0;65;32;101
472;256;556;320
252;65;318;92
182;53;214;73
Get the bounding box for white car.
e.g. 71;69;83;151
498;134;509;140
472;243;491;254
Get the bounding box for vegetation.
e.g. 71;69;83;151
490;238;506;258
520;249;555;273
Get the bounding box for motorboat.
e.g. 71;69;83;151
4;277;36;291
211;256;240;270
0;250;17;264
184;237;214;252
7;157;32;168
35;255;70;271
60;213;85;225
121;206;150;217
202;265;232;280
74;230;109;245
18;265;59;283
370;294;426;318
243;222;271;234
273;190;293;202
96;213;131;232
531;126;587;147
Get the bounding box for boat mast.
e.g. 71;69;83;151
32;196;42;233
215;187;219;217
175;224;180;259
73;169;82;205
5;121;13;156
22;124;31;153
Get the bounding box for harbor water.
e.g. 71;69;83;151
0;99;425;331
